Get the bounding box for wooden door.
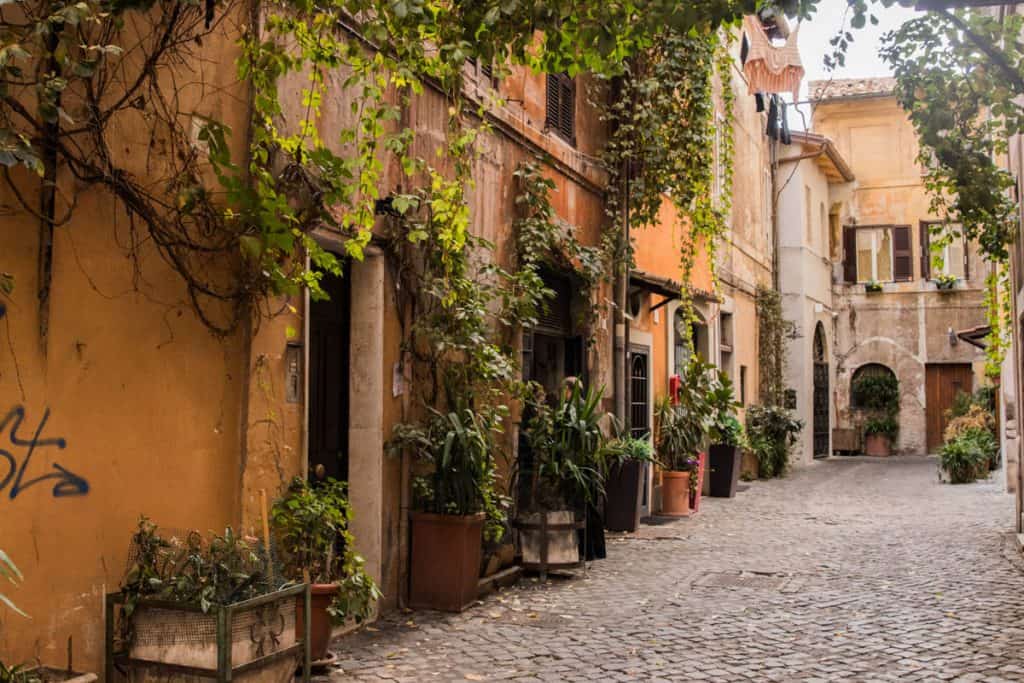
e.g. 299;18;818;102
925;364;974;453
308;261;351;482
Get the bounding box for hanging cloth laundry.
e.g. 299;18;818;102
742;14;804;101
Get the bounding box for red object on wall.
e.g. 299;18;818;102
669;374;682;405
690;452;707;513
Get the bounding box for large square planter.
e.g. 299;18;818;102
660;470;692;516
604;460;643;532
864;434;892;457
708;444;742;497
410;511;484;612
107;584;310;682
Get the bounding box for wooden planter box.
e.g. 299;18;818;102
106;584;311;682
25;668;97;682
515;511;584;577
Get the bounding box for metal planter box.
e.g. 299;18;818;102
106;584;311;682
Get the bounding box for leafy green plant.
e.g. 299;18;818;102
0;663;40;683
655;358;717;472
522;382;608;511
852;374;900;414
715;415;746;449
271;478;380;624
746;405;803;479
389;406;509;541
933;273;958;290
120;519;271;617
0;549;26;618
598;436;660;479
865;280;883;293
707;370;742;446
940;432;990;484
864;414;899;442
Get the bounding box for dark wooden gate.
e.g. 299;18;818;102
813;362;830;458
308;261;350;482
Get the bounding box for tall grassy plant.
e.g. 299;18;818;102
0;549;26;618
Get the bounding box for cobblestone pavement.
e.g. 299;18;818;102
324;456;1024;682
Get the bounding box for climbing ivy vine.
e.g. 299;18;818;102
598;27;735;342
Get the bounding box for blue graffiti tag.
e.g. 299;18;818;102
0;406;89;499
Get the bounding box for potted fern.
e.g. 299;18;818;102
389;405;507;612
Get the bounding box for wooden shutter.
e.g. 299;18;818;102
919;222;931;280
545;74;560;130
893;225;913;281
843;226;857;283
545;73;575;142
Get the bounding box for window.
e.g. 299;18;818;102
819;202;827;249
843;225;913;283
856;228;893;282
719;312;734;380
673;308;709;374
920;221;968;280
739;365;748;405
545;73;575;143
805;186;813;245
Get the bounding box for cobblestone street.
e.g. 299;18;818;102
325;457;1024;682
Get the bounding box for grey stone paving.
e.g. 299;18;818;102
324;456;1024;682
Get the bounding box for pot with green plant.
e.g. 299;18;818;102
934;273;959;291
601;434;659;532
389;405;506;612
272;477;380;660
655;358;716;516
517;382;607;570
746;405;804;478
865;280;883;293
707;371;744;498
863;415;899;456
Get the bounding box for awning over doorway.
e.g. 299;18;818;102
629;269;721;313
956;324;991;350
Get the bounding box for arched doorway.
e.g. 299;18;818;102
812;322;830;458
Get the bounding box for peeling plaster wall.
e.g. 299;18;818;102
814;95;988;455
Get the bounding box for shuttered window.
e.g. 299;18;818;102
843;225;912;283
921;220;969;280
545;73;575;143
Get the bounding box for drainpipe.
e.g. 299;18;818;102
613;162;629;426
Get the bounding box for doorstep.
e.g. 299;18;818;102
477;565;522;599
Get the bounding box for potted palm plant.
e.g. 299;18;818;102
655;358;716;516
272;477;381;660
601;434;659;532
389;405;506;612
517;382;607;569
707;371;744;498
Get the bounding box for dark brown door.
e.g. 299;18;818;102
926;363;974;453
308;261;350;482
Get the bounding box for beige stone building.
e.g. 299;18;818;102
810;78;989;456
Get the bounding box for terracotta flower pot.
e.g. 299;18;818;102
410;511;484;612
660;470;692;516
864;433;892;457
296;583;339;663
